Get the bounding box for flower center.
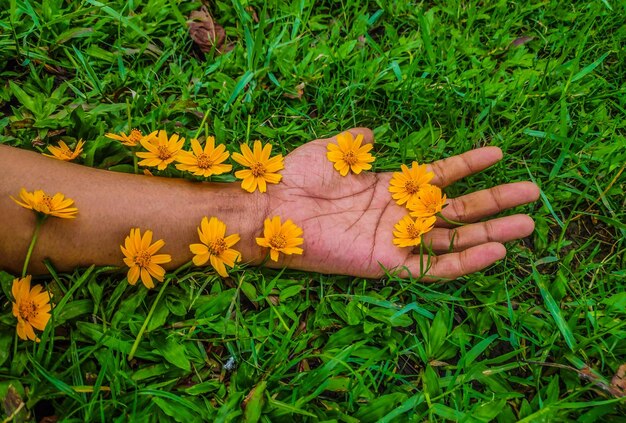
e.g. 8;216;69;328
134;250;152;268
129;129;142;142
251;162;266;177
35;195;54;213
343;151;358;166
405;180;420;195
62;147;74;158
197;153;214;169
406;223;421;239
157;145;173;160
19;300;38;321
269;234;287;250
208;238;227;256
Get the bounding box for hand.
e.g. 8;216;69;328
266;128;539;280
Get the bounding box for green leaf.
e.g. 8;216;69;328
195;289;236;317
354;392;408;422
459;334;499;367
571;51;610;82
55;299;93;325
77;322;156;360
146;300;169;332
279;284;302;302
243;380;267;423
0;331;12;367
9;81;37;115
533;269;577;351
180;380;221;395
151;335;191;371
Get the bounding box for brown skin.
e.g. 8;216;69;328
0;128;539;280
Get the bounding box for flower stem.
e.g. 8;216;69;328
437;213;466;227
128;278;170;361
194;109;211;140
22;216;46;277
133;154;138;175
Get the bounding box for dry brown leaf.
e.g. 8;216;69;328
610;363;626;396
526;361;626;398
429;360;450;367
2;385;27;422
283;82;305;100
188;6;228;54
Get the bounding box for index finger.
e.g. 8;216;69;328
428;147;503;188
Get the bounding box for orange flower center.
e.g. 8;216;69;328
269;234;287;250
251;162;266;177
343;151;358;166
35;195;54;213
208;238;227;256
157;145;173;160
61;147;74;158
406;223;421;239
405;180;420;195
129;129;142;142
197;153;214;169
134;250;152;268
19;300;38;321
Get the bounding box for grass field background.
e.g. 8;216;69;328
1;0;625;421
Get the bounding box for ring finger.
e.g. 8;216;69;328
425;214;535;253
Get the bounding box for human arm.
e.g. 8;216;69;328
0;128;539;279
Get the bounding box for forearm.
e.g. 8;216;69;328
0;145;267;274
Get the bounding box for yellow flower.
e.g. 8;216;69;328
11;276;52;342
175;137;232;177
136;130;184;170
326;131;375;176
120;228;172;289
105;129;145;147
43;139;85;161
232;140;284;193
392;215;436;248
190;217;241;277
256;216;304;262
388;162;434;206
11;188;78;219
408;184;447;218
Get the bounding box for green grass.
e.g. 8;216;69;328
1;0;625;421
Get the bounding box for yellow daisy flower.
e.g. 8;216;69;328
136;130;184;170
11;188;78;219
190;217;241;277
12;275;52;342
392;215;437;248
232;140;284;193
326;131;375;176
43;139;85;161
105;129;145;147
388;162;434;206
408;184;447;218
175;137;232;177
121;228;172;289
256;216;304;262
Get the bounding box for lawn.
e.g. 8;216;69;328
1;0;625;421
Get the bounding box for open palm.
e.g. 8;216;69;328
266;128;539;280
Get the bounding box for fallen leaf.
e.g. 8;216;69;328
526;361;626;398
283;82;305;99
510;36;535;47
188;6;229;54
1;385;28;422
610;363;626;396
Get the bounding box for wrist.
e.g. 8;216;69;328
196;180;269;267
